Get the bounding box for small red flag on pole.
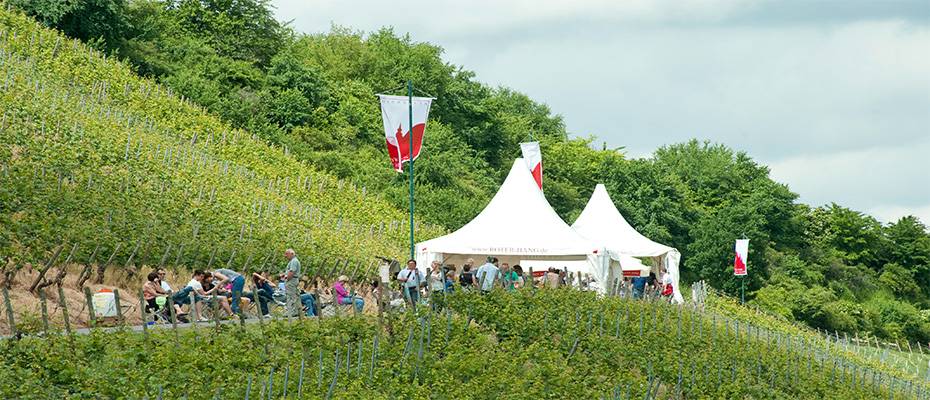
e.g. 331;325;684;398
378;94;433;172
734;239;749;276
520;141;543;190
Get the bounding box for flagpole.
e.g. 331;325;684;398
740;276;745;305
407;80;415;261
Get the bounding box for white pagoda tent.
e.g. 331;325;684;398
572;184;684;303
415;159;610;286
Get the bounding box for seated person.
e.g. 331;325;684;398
143;272;166;314
333;275;364;312
191;271;233;319
250;271;277;318
301;292;317;317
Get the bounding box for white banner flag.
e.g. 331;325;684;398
734;239;749;276
379;95;433;172
520;141;543;190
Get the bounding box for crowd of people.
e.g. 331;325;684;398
389;256;676;307
141;248;364;323
140;251;673;323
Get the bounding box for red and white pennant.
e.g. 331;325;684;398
378;95;433;172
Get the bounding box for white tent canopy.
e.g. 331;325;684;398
416;159;610;287
572;184;684;303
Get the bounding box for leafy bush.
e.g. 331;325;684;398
864;296;930;343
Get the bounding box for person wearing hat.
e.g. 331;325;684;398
333;275;364;313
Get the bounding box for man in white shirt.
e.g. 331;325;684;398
157;268;172;292
396;259;424;307
476;257;500;293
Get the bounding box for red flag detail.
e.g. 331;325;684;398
385;123;426;172
734;253;746;275
734;239;749;276
530;162;542;189
379;95;432;172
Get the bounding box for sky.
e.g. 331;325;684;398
272;0;930;225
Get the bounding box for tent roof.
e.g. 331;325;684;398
572;184;676;258
417;159;600;257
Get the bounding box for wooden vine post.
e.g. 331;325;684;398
82;286;96;327
38;289;49;333
94;243;121;284
57;284;72;337
112;288;124;326
139;289;148;341
29;244;64;293
2;284;16;336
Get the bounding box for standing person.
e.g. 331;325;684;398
631;274;648;299
459;264;475;289
444;268;455;292
397;259;424;306
500;263;513;290
283;249;301;318
333;275;364;312
476;257;500;293
545;267;561;289
213;268;245;316
429;261;445;294
511;264;526;289
646;272;658;298
660;268;674;301
621;277;632;298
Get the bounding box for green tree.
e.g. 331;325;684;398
11;0;128;51
170;0;288;66
879;263;921;302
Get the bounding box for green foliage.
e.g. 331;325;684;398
879;263;921;300
9;0;128;51
0;6;442;269
863;296;930;343
0;290;915;398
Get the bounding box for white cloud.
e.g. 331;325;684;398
273;0;755;37
869;204;930;226
766;141;930;223
273;0;930;223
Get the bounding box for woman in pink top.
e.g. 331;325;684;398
333;275;364;312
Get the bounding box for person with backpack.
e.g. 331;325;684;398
397;259;424;307
459;264;475;289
